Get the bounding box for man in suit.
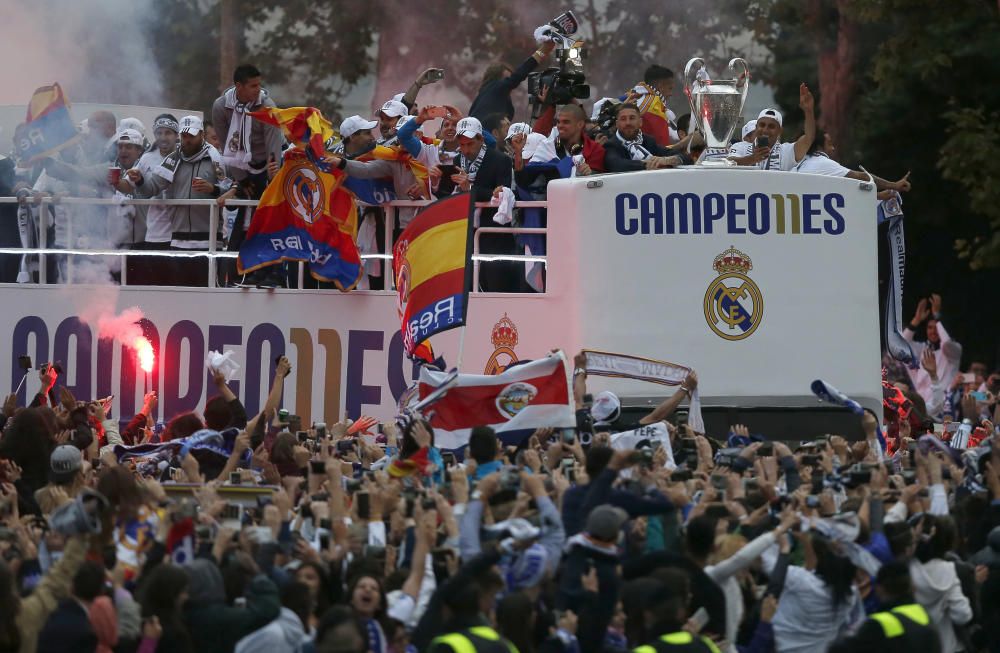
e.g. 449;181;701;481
603;104;686;173
37;561;105;653
450;117;517;292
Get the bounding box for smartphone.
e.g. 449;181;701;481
356;492;370;519
442;451;457;467
562;430;576;444
17;355;32;371
438;164;459;178
689;607;709;633
336;439;355;455
426;105;449;119
962;373;976;384
428;68;445;81
319;533;330;550
970;391;989;402
297;430;309;443
309;460;326;475
229;471;242;485
755;135;769;148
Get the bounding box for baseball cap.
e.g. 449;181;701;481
456;117;483;139
741;120;757;139
591;390;621;423
179;115;203;135
340;115;378;139
116;128;144;147
50;444;83;483
586;505;628;542
757;108;783;127
379;100;409;119
395;114;415;130
506;122;531;141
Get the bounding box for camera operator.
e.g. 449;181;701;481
532;101;605;176
603;103;687;173
469;41;556;122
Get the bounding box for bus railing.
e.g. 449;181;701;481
0;197;549;291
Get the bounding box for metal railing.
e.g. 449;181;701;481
0;196;549;292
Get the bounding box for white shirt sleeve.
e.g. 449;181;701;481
729;141;752;157
778;142;800;171
795;155;851;177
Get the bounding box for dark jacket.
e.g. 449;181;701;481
469;56;540;122
182;560;281;653
557;537;621;653
562;467;674;537
467;147;513;203
827;602;941;653
36;599;96;653
603;132;674;173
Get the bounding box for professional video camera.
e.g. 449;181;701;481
528;11;590;115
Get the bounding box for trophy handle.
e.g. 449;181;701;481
728;57;751;112
683;57;706;114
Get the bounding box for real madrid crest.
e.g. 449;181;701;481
282;161;324;225
484;313;519;375
703;246;763;341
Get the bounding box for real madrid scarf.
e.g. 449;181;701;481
614;130;652;161
460;143;487;182
582;349;705;434
877;191;916;367
152;143;222;183
222;86;268;173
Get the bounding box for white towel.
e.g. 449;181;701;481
490;186;515;225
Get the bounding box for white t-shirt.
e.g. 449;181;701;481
758;141;800;172
794;152;850;177
729;141;753;158
137;150;175;243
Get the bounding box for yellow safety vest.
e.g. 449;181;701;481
633;630;723;653
869;603;930;638
430;626;520;653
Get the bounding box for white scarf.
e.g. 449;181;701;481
153;143;222;183
460;143;487;182
615;130;652;161
222;86;267;173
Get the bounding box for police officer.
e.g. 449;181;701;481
427;567;518;653
632;570;721;653
828;560;941;653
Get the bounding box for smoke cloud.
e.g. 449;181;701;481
0;0;163;106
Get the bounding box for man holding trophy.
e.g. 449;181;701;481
683;57;815;168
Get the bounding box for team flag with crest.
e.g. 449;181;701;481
632;82;671;146
236;106;362;290
392;193;473;363
17;83;80;163
417;352;576;450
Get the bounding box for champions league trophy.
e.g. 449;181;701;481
683;57;750;166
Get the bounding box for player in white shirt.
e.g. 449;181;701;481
794;129;913;196
730;83;816;170
136;114;180;248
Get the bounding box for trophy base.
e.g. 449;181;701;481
694;148;735;167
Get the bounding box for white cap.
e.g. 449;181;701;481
590;97;619;121
590;390;621;423
455;117;483;139
391;92;406;103
505;122;531;141
179;115;203;135
757;108;783;127
116;128;144;146
379;100;409;119
340;115;378;139
119;117;147;138
741;120;757;139
395;114;416;130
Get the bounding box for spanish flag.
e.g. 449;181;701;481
367;144;430;187
633;82;671;147
248;106;332;160
393;193;474;363
18;83;80;163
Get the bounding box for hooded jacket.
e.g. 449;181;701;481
909;558;973;653
234;607;308;653
135;144;226;249
182;559;282;653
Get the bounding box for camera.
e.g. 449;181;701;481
714;447;742;468
575;393;594;446
527;14;589;113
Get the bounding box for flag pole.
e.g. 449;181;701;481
455;325;467;371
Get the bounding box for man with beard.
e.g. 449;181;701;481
128;114;180;283
121;116;229;286
603;104;685;172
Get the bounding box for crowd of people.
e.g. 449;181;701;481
0;342;996;653
0;32;915;291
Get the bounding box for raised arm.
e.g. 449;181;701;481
639;371;697;425
792;83;816;164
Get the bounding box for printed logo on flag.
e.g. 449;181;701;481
283;162;324;224
703;246;763;341
496;382;537;419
